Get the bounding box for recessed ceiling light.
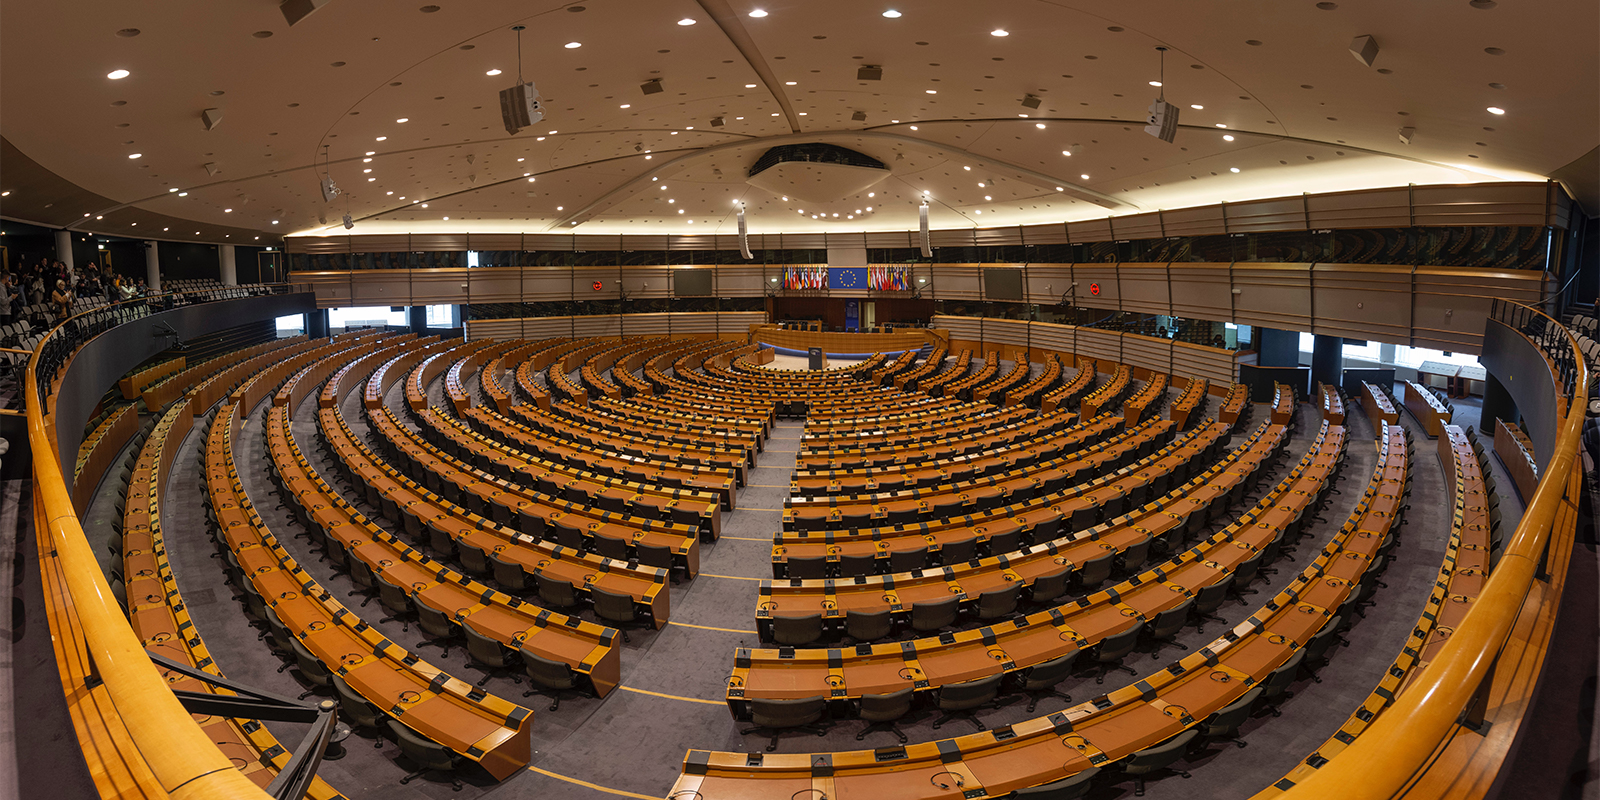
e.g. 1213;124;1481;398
677;18;696;25
363;158;373;163
909;125;918;129
882;10;902;18
1055;187;1064;191
107;69;130;80
224;208;233;212
925;89;937;94
620;104;631;108
396;117;409;123
178;192;187;197
866;205;873;210
271;220;279;224
748;9;767;17
991;29;1009;36
1487;106;1505;115
745;83;757;88
486;69;502;76
564;42;582;49
1214;124;1227;128
1035;122;1046;129
1223;134;1235;141
536;136;546;140
556;206;564;210
376;136;387;141
0;191;8;197
366;151;376;155
95;215;103;220
1229;167;1240;173
168;188;179;192
1190;104;1204;110
443;216;449;220
867;192;875;197
528;177;536;182
678;209;685;214
163;227;168;231
984;195;992;201
1080;174;1090;179
1149;81;1162;87
128;153;141;159
421;203;428;208
785;81;797;85
978;182;986;187
1061;150;1072;156
363;168;372;173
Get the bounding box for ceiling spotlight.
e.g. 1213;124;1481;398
178;192;188;197
749;9;768;17
1080;174;1090;179
396;117;409;123
620;103;631;108
1223;134;1235;141
882;10;902;18
128;153;141;159
963;166;971;171
711;116;725;127
1035;122;1046;129
271;220;279;224
486;69;502;76
1214;124;1227;128
376;135;388;140
785;81;798;86
867;192;875;197
925;89;937;94
677;18;696;25
169;187;179;192
641;78;664;95
1061;150;1072;156
1229;167;1240;172
1487;106;1505;114
564;42;582;49
991;29;1009;36
744;83;758;88
978;182;986;187
1190;104;1204;110
1149;81;1162;87
107;69;130;80
366;151;376;155
909;125;918;130
224;208;233;212
1055;187;1064;191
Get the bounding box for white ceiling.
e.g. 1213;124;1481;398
0;0;1592;243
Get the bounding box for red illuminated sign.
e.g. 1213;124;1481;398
592;280;604;291
1089;282;1101;296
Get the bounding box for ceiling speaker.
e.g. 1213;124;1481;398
851;110;867;122
1144;100;1179;144
1350;35;1379;67
640;79;664;95
1021;94;1042;110
857;65;883;81
203;162;221;176
711;116;725;127
498;82;544;135
201;108;223;131
1397;126;1415;145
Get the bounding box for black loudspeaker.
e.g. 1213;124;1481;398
499;82;544;135
280;0;331;27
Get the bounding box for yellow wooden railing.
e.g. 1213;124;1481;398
25;295;277;800
1280;300;1586;800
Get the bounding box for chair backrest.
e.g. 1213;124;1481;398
536;573;578;608
1095;622;1143;661
977;584;1020;619
463;619;511;668
839;552;877;577
1202;686;1262;735
940;537;977;564
858;688;913;720
749;696;826;728
845;608;893;641
1118;534;1152;570
330;673;383;728
987;528;1023;556
414;595;456;638
637;542;675;570
521;648;577;690
1192;576;1233;614
773;613;824;646
938;673;1002;707
888;547;927;572
910;595;959;631
376;573;413;614
591;586;637;625
386;719;458;772
1302;616;1343;664
1260;649;1307;698
1078;550;1115;587
1149;597;1195;639
1023;649;1080;689
1029;565;1071;603
787;555;828;580
1014;767;1101;799
1123;729;1198;774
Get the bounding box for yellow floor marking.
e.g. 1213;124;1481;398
701;572;765;581
670;620;759;634
748;483;789;488
718;535;775;542
525;766;661;799
618;685;727;706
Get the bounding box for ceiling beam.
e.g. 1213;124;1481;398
694;0;801;134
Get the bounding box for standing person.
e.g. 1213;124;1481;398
28;272;45;306
51;279;73;319
0;273;15;330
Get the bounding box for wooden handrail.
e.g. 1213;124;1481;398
1279;301;1586;800
25;301;276;799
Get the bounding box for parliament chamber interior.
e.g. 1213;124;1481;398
0;2;1597;800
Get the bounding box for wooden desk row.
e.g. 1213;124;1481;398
444;340;522;414
1123;372;1169;427
406;340;493;411
735;419;1334;709
1319;383;1345;425
1041;363;1097;414
1361;381;1399;428
789;412;1105;498
363;338;461;410
805;393;970;429
581;395;768;453
1493;419;1539;502
504;400;751;481
224;403;539;779
772;418;1222;577
782;417;1184;534
1218;382;1249;429
410;404;723;539
677;421;1386;800
892;346;949;391
913;349;973;397
281;334;402;412
1269;383;1295;426
1005;354;1064;408
799;404;1037;456
119;354;183;400
869;350;920;386
367;405;701;582
321;334;426;409
757;419;1252;642
120;399;347;797
1402;379;1452;438
1080;366;1132;418
1169;377;1209;431
942;351;1003;401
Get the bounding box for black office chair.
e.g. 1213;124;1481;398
330;673;388;747
413;592;459;658
636;541;676;573
855;688;914;743
740;696;832;752
1257;649;1307;715
939;537;978;565
386;719;464;791
845;608;893;642
1028;565;1072;605
535;572;580;609
1014;767;1100;799
772;613;825;646
1020;650;1079;712
976;584;1021;620
1076;550;1116;589
488;549;532;592
838;552;878;577
910;595;959;633
888;546;928;573
462;617;524;687
1092;624;1143;684
787;556;829;580
1121;729;1197;796
1190;576;1234;634
930;673;1011;731
521;648;579;711
591;586;646;642
1197;687;1261;750
1145;597;1195;659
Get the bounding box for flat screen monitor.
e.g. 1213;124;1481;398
984;268;1024;301
673;269;714;297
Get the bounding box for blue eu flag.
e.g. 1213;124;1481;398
830;267;866;290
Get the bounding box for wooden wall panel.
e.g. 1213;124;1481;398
1233;262;1312;331
1167;263;1234;322
464;318;522;340
1412;268;1547;354
349;269;414;306
1225;196;1307;233
1173;341;1239;386
1117;263;1171;316
464;267;523;304
1311;263;1413;345
1026;264;1074;305
1120;334;1172;376
1162;205;1227;237
1071;263;1122;307
1067;217;1114;243
411;233;471;252
572;266;623;299
1021;222;1070;245
1075;328;1121;364
1411;183;1550;228
468;233;522;251
715;265;768;297
1307;187;1409;229
1113;212;1164;241
407;268;471;305
523;266;572;301
622;266;672;299
931;264;982;300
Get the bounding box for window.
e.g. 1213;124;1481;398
275;314;304;335
1342;340;1381;362
425;304;457;328
466;251;481;268
1391;346;1482;370
328;305;407;329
